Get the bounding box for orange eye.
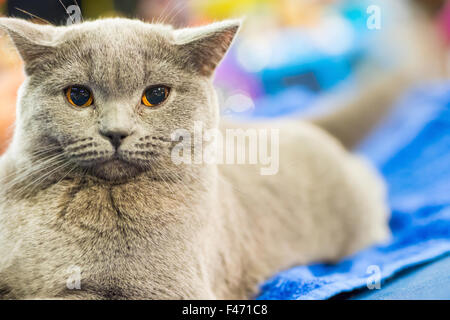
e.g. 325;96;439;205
65;85;93;108
142;85;170;107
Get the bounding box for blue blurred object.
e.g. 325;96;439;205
255;28;363;94
256;82;450;300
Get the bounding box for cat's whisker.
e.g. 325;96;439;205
153;0;172;25
13;159;73;199
154;169;175;194
0;143;61;161
14;7;52;25
54;163;77;186
29;147;63;158
165;1;187;27
0;152;65;185
4;155;67;189
3;176;64;206
1;154;67;192
157;0;186;26
24;161;75;196
155;2;173;25
160;1;187;27
29;145;61;153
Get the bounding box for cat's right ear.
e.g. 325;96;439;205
0;18;56;74
174;19;241;77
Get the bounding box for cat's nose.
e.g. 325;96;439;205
99;103;135;149
100;130;130;150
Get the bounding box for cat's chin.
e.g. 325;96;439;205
87;159;145;182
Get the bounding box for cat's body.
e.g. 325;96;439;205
0;120;388;299
0;17;389;299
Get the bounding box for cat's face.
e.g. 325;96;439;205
0;18;239;181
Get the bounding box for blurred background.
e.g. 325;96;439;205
0;0;449;153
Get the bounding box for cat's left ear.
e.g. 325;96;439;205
0;18;56;74
174;19;242;77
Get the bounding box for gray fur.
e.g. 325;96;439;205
0;18;389;299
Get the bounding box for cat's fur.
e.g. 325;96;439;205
0;17;390;299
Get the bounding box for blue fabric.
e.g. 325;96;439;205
256;82;450;300
351;255;450;299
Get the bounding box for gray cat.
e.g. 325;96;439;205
0;17;393;299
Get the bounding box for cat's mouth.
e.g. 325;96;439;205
81;152;146;182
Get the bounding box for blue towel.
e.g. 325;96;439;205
256;82;450;300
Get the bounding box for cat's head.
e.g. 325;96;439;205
0;17;240;181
